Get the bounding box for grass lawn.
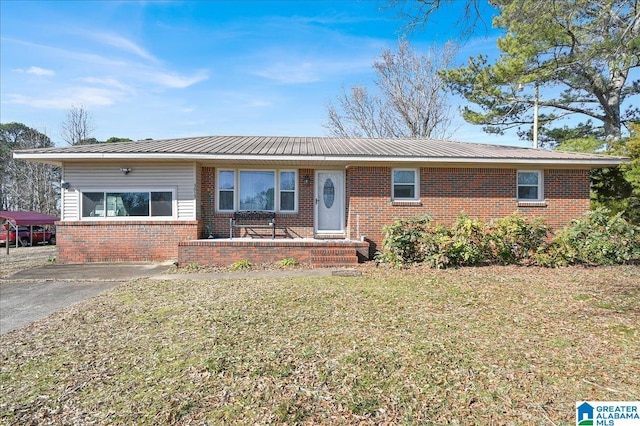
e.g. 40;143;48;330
1;265;638;424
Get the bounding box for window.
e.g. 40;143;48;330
517;171;543;201
82;191;174;218
218;170;235;211
217;169;297;212
240;171;275;210
279;171;296;211
392;169;418;200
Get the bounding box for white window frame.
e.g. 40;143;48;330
217;170;236;212
216;168;298;213
79;188;177;220
392;168;419;201
516;170;544;201
278;170;298;212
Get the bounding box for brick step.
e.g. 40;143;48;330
310;248;358;255
310;255;359;267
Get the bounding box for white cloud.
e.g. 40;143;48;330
89;32;158;62
26;66;55;76
82;77;135;93
252;55;373;85
253;61;320;84
7;87;118;109
5;37;134;68
150;71;209;88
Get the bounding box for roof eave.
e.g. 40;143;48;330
12;152;626;168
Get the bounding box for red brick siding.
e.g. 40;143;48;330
346;167;590;254
55;166;591;265
56;221;198;263
200;166;216;237
200;167;316;239
178;239;369;267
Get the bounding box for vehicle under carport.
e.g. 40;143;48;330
1;211;59;254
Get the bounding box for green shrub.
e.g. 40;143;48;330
534;240;570;267
376;214;435;267
230;260;253;270
377;214;490;268
183;262;202;271
377;210;639;269
445;214;491;267
487;213;549;265
538;208;640;266
278;258;299;267
420;226;453;269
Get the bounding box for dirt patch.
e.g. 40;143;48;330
0;245;56;279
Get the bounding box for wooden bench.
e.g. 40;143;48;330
229;211;276;239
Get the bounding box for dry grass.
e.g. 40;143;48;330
0;245;56;279
1;264;638;425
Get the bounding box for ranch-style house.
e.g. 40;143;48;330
14;135;625;267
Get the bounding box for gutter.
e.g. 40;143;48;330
13;152;627;168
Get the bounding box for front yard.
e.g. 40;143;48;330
1;265;638;424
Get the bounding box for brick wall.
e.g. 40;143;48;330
179;239;369;267
200;166;590;254
56;221;199;263
54;166;591;264
346;166;591;255
200;167;316;239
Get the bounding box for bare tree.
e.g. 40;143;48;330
324;41;458;139
60;105;95;146
387;0;486;38
1;122;59;215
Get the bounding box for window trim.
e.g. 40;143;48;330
516;170;544;201
278;169;298;212
217;169;236;212
80;188;177;220
392;168;419;201
216;168;298;213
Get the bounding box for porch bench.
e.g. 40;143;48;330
229;211;276;239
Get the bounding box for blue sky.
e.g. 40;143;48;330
1;1;519;146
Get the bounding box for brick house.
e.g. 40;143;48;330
14;136;624;266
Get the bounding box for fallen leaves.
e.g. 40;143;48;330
0;264;638;424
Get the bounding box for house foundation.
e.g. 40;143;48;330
178;238;370;268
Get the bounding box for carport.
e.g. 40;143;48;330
1;211;59;254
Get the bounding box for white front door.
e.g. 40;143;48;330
315;170;345;233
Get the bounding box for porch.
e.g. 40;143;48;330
178;238;371;268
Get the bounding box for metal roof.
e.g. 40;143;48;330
13;135;625;167
1;211;59;225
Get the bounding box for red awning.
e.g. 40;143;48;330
0;211;59;226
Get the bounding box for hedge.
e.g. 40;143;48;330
376;209;640;269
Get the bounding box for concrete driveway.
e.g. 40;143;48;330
0;263;169;335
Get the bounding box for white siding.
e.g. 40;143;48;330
62;161;197;221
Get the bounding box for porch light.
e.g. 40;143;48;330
303;175;310;185
120;167;132;175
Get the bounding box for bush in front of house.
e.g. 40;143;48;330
436;214;491;268
377;213;494;268
536;208;640;267
377;210;639;268
486;214;549;265
376;214;437;267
